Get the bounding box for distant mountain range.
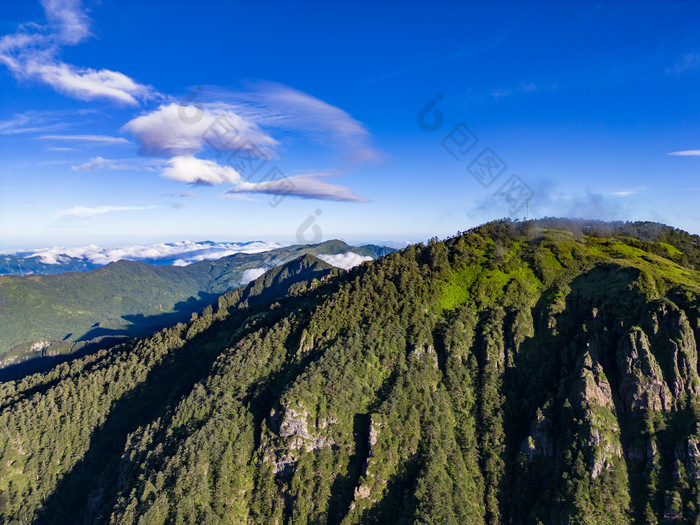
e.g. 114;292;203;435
0;239;394;377
0;239;386;275
1;219;699;523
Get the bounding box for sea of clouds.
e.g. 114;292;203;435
16;241;285;266
3;241;375;273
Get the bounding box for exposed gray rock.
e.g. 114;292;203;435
687;436;700;480
279;407;311;440
412;344;438;367
521;408;553;462
644;302;700;403
273;452;297;478
616;328;672;412
575;350;614;410
368;417;381;457
277;404;335;452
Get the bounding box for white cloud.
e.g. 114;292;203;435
71;156;130;171
205;82;383;164
120;85;381;200
668;150;700;156
46;146;81;151
121;103;275;186
41;0;91;44
0;112;65;135
162;155;242;185
604;187;645;197
24;240;284;265
0;108;98;135
57;205;157;218
122;102;276;157
318;252;372;270
0;0;155;105
30;62;154;105
239;267;267;285
228;171;370;202
39;134;131;144
222;193;259;202
70;156;160;171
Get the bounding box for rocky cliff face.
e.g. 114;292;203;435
512;266;700;523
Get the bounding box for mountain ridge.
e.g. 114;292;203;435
0;218;699;523
0;240;394;276
0;240;387;372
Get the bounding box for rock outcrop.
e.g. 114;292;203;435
617;327;673;412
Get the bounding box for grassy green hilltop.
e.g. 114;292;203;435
0;219;699;524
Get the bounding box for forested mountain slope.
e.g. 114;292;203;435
1;219;699;524
0;240;383;368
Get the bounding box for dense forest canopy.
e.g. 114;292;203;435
0;218;699;524
0;240;389;377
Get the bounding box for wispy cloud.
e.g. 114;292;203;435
604;186;646;197
466;174;639;224
164;191;200;198
666;51;700;76
221;193;258;202
0;0;155;105
668;149;700;156
70;156;161;171
489;80;559;100
0;117;64;135
227;171;370;202
0;108;97;135
207;82;383;164
535;189;631;221
38;134;131;145
42;0;92;44
57;205;157;219
71;156;136;171
122;84;380;201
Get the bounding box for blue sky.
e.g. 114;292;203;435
1;0;699;249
